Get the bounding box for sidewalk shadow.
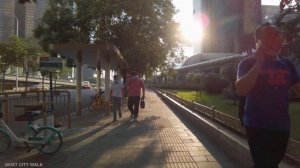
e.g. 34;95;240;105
4;114;163;168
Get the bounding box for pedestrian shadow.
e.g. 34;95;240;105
6;114;163;168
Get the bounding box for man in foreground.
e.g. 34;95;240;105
235;23;300;167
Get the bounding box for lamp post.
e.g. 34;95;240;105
14;15;19;91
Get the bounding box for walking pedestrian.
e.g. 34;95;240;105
110;75;124;122
235;23;300;167
126;71;145;122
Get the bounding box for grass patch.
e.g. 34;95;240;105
176;90;239;118
176;90;300;141
289;102;300;140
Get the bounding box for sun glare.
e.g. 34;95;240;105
181;20;204;43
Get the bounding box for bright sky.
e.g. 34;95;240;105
172;0;194;56
172;0;281;57
262;0;281;5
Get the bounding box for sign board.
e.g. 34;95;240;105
39;57;63;73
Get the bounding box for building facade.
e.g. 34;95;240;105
193;0;262;54
0;0;15;41
0;0;49;41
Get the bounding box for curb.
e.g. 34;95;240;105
157;91;253;166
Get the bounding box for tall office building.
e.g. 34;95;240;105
15;0;49;38
0;0;49;41
193;0;262;54
240;0;262;51
0;0;15;41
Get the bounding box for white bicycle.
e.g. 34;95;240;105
0;111;63;155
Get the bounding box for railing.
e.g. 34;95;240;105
158;89;300;161
0;90;71;129
3;74;72;83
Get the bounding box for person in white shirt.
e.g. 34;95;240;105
110;75;124;122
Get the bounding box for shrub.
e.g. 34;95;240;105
203;73;229;94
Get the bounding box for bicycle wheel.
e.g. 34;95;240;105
0;129;11;153
34;127;62;155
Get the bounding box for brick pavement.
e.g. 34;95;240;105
1;91;245;168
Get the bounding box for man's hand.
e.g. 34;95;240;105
142;95;145;100
255;40;266;63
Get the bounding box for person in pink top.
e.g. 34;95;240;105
126;71;145;122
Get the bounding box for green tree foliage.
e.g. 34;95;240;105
279;0;300;11
185;72;194;82
18;0;36;4
273;0;300;64
203;73;229;95
34;0;183;75
0;36;26;92
222;61;240;104
23;38;45;90
0;41;16;91
0;36;43;91
7;36;28;68
58;61;72;80
34;0;79;51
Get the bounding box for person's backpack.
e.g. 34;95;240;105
238;96;246;127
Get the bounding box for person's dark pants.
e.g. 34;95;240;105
245;127;289;168
127;96;140;119
112;96;122;121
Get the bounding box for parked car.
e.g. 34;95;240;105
82;81;91;89
29;84;49;91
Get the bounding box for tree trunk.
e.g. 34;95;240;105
1;69;7;93
25;71;29;92
1;72;5;93
54;75;57;91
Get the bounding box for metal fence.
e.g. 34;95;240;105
0;90;71;129
158;89;300;161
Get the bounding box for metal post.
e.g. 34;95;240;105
105;65;110;115
96;50;101;94
76;50;82;116
212;106;215;120
14;16;19;91
49;72;54;112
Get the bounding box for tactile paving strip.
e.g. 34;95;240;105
165;162;198;168
165;152;191;157
155;118;198;166
165;156;195;163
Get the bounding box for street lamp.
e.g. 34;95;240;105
14;15;19;91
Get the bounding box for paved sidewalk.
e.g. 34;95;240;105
1;91;244;168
